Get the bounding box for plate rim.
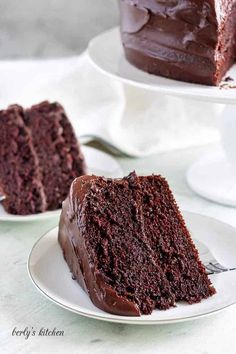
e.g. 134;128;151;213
88;27;236;105
28;210;236;325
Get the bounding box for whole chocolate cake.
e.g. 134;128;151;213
0;101;86;215
119;0;236;85
58;172;215;316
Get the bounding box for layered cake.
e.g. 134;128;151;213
59;172;215;316
0;101;86;215
119;0;236;85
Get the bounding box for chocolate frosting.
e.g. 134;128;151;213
120;1;150;33
119;0;236;85
58;175;141;316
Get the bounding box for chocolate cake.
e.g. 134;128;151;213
0;101;86;215
58;172;215;316
119;0;236;85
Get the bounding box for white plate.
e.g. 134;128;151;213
88;28;236;104
0;146;122;222
28;211;236;324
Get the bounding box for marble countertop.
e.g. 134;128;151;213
1;144;236;354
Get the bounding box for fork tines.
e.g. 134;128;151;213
205;261;236;275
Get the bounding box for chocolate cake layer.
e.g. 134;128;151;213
119;0;236;85
24;101;86;210
58;172;215;316
0;105;46;215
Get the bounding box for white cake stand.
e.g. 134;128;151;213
88;27;236;207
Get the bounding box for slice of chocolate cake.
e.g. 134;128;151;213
24;101;86;211
58;172;215;316
0;101;86;215
0;105;46;215
119;0;236;86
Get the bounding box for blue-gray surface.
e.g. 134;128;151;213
0;0;118;58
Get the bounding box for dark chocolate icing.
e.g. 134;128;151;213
119;0;236;85
59;175;141;316
120;1;150;33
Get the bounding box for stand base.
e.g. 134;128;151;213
187;147;236;207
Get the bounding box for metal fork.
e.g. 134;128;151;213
204;261;236;275
194;239;236;275
79;134;133;157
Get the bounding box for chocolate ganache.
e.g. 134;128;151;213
119;0;236;85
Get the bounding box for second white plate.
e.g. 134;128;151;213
28;211;236;324
0;146;122;222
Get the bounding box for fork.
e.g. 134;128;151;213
79;134;133;157
194;238;236;275
0;195;5;202
204;261;236;275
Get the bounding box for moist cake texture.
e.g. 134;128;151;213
24;101;86;211
119;0;236;85
0;105;46;215
0;101;86;215
58;172;216;316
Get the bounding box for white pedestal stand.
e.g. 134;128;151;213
88;27;236;207
187;105;236;206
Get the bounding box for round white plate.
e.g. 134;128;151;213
0;146;122;222
28;211;236;324
88;28;236;104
